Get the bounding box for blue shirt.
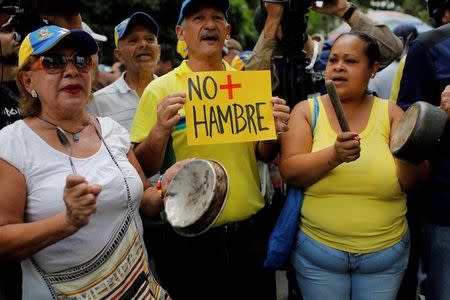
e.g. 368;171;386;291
397;23;450;226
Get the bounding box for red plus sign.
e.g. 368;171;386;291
220;75;242;100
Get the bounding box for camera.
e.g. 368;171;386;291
0;0;81;43
260;0;312;106
259;0;338;106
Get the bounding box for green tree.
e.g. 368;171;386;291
400;0;428;22
80;0;257;65
228;0;258;49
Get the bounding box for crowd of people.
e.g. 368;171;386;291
0;0;449;299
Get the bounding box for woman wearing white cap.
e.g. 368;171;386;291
0;25;173;299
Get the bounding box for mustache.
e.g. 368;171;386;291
200;32;219;40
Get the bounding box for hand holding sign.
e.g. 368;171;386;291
271;96;290;135
155;92;186;135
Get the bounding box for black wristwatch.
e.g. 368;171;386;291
341;3;357;21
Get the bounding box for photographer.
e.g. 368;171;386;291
0;13;21;300
0;13;20;129
246;0;403;101
0;0;82;40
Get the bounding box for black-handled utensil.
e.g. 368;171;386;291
56;127;77;174
325;80;350;132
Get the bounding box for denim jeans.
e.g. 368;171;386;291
291;230;410;300
421;221;450;300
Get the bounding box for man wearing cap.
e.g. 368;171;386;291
90;12;160;131
130;1;290;299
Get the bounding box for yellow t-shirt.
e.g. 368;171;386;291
301;96;407;253
390;56;406;102
130;60;264;225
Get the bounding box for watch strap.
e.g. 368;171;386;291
342;3;357;21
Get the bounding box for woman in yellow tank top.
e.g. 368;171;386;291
279;32;430;300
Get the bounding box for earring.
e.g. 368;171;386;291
31;89;37;98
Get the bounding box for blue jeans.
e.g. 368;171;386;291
291;230;410;300
421;221;450;300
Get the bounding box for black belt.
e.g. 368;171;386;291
216;207;269;234
143;207;270;234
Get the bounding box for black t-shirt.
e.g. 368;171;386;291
0;81;21;129
0;82;22;299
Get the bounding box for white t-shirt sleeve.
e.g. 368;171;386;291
99;117;132;155
0;122;27;173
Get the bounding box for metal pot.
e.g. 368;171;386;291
390;101;447;164
164;159;229;237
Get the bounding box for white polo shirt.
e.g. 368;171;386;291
90;72;156;132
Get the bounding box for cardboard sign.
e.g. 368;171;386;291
184;70;276;145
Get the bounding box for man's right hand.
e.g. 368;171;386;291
161;158;196;192
441;85;450;121
155;92;186;135
311;0;350;18
265;2;284;22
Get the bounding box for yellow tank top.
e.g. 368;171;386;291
301;96;407;253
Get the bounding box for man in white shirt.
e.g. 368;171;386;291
90;12;160;131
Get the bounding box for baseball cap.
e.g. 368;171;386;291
82;21;107;42
114;12;159;47
231;50;252;71
177;0;230;25
18;25;98;68
393;24;418;44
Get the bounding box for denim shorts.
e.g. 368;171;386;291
291;230;410;300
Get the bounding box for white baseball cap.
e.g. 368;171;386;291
82;21;107;42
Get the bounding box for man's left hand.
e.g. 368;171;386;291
440;85;450;121
272;96;290;134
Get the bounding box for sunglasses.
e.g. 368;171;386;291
32;54;93;74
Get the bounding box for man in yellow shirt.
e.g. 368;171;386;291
130;0;290;299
